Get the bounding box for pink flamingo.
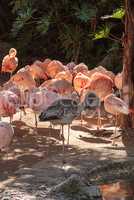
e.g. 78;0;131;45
25;88;61;132
55;70;73;83
73;63;88;76
45;60;65;78
0;90;19;123
40;79;73;96
73;72;91;95
114;72;122;97
104;93;129;145
88;66;115;82
83;72;114;129
0;121;14;159
1;48;18;76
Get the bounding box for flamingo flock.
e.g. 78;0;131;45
0;48;130;157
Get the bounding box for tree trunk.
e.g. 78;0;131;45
122;0;134;128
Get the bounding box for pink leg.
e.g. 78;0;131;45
97;108;101;130
112;113;118;146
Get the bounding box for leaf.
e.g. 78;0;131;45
101;8;125;20
107;42;120;53
10;0;31;13
73;3;96;23
58;24;83;60
11;6;36;36
36;16;50;35
93;25;111;40
112;8;125;19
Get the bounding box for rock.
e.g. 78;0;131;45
63;165;81;177
83;185;102;198
48;175;102;200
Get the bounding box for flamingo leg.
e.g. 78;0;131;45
67;124;71;146
119;90;122;98
49;122;52;138
97;107;101;130
59;125;62;140
10;72;12;79
10;116;13;124
5;148;9;160
112;113;118;146
49;122;54;129
19;110;22;121
61;124;65;163
47;122;53;156
34;112;38;134
80;113;83;126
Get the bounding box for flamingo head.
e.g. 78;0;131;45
83;91;100;110
9;48;17;57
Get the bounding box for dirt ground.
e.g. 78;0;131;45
0;109;134;199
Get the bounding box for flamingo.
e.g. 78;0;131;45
41;79;73;96
55;70;73;83
39;91;100;162
0;90;19;123
73;63;88;76
73;72;91;95
66;62;76;73
10;67;36;91
0;121;14;158
45;60;65;78
114;72;122;97
25;88;61;132
88;66;115;82
104;93;129;145
1;48;18;77
8;68;36;119
26;63;48;86
41;58;52;70
82;72;114;129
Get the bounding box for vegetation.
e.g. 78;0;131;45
0;0;123;71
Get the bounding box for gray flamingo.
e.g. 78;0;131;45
39;92;100;161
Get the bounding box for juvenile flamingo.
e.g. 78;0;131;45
39;92;100;162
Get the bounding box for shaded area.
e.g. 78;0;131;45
78;136;111;144
0;114;134;199
0;120;62;182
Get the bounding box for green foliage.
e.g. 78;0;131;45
10;0;29;13
58;24;83;61
11;5;36;36
1;0;124;70
112;8;125;19
93;25;111;40
73;3;96;23
101;7;125;20
36;16;51;35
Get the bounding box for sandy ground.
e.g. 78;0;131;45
0;109;134;199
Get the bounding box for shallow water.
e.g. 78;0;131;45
100;180;134;200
